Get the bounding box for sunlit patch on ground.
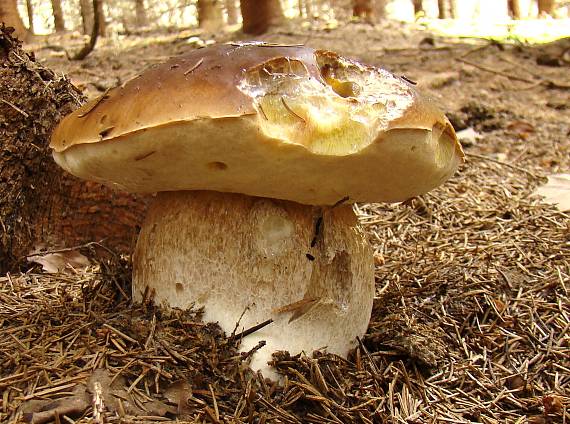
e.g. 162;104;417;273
423;18;570;43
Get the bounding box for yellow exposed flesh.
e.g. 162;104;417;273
239;53;414;156
257;82;377;155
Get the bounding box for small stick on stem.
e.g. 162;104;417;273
230;319;274;342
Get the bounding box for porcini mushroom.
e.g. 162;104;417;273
50;43;464;376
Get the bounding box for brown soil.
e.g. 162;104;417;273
0;25;144;272
1;19;568;423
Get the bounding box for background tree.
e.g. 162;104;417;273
51;0;65;31
352;0;376;23
95;0;105;35
412;0;423;15
80;0;93;34
437;0;447;18
197;0;223;31
376;0;387;19
135;0;147;27
0;0;30;40
508;0;522;19
449;0;457;18
270;0;284;21
25;0;33;33
299;0;313;18
537;0;555;15
241;0;283;35
72;0;101;59
436;0;457;18
225;0;239;25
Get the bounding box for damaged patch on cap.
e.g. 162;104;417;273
239;50;414;156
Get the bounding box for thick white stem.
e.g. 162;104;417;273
133;191;374;375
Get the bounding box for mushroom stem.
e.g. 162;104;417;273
133;190;374;375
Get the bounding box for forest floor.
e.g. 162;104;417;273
1;19;569;423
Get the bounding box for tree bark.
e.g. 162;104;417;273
299;0;314;17
0;0;30;41
79;0;93;34
269;0;284;22
134;0;147;27
95;0;105;36
241;0;283;34
352;0;375;22
449;0;457;18
537;0;555;16
225;0;239;24
241;0;270;34
376;0;387;19
51;0;65;32
508;0;522;19
25;0;33;33
72;0;100;60
437;0;447;18
197;0;223;31
412;0;423;15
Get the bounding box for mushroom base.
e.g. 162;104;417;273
133;191;374;376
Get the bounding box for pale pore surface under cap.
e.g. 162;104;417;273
133;191;375;374
53;115;460;205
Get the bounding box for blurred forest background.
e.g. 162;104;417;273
2;0;570;43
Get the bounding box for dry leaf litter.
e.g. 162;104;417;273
2;135;568;423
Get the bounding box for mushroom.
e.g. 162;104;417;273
50;43;464;376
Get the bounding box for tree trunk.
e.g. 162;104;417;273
197;0;223;31
412;0;423;15
134;0;147;27
537;0;555;15
0;26;144;272
241;0;282;34
95;0;105;36
0;0;30;41
80;0;93;34
449;0;457;18
508;0;522;19
376;0;387;19
25;0;33;33
298;0;303;16
225;0;239;24
437;0;448;18
269;0;284;22
51;0;65;32
72;0;100;60
352;0;375;22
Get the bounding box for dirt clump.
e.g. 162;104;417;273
0;25;144;272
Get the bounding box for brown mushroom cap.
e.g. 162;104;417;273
51;42;464;205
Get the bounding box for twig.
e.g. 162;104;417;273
229;319;274;341
183;58;204;75
456;58;535;84
457;57;570;90
0;98;29;117
23;241;110;260
331;196;350;209
456;41;495;59
466;152;541;179
92;381;105;423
